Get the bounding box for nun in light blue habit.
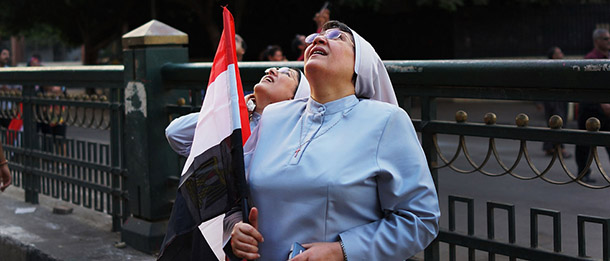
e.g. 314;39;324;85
165;68;310;158
234;21;440;261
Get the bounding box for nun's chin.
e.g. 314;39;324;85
303;60;325;77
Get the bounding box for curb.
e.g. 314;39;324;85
0;235;58;261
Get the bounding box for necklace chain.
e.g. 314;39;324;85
294;114;343;158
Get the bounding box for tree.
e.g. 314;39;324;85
415;0;610;12
0;0;380;63
0;0;147;64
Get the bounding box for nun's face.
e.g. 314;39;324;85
304;29;355;84
253;67;299;102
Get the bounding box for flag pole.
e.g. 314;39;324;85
222;6;251;224
230;129;250;223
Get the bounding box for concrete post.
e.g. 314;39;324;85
120;20;189;254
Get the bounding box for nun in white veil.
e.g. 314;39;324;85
232;21;440;261
165;67;310;158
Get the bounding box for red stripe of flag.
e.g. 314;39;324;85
210;6;250;144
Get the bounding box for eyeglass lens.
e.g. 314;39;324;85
264;67;291;76
305;29;342;44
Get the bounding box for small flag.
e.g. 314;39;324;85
7;103;22;145
159;6;250;261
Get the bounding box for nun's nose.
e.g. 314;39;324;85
313;34;328;45
267;68;278;76
264;67;279;76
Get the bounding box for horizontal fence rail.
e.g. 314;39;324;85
0;65;126;231
389;60;610;103
162;59;610;102
0;66;124;88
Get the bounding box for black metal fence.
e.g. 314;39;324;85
164;60;610;260
0;66;127;232
393;60;610;260
1;54;609;259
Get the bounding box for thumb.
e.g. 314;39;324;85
249;207;258;230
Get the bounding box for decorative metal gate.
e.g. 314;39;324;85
0;66;127;231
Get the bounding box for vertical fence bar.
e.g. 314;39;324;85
487;202;516;261
487;203;495;261
22;85;39;204
449;197;456;261
422;96;439;261
448;195;475;261
530;208;562;252
577;215;610;260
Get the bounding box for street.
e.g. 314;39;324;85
429;99;609;260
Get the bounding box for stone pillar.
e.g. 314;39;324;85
120;20;189;254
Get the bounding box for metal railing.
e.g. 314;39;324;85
1;52;608;259
0;66;127;232
392;60;610;260
163;60;610;260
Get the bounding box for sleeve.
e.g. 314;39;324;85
223;207;243;245
339;108;440;261
165;112;199;157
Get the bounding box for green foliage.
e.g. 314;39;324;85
414;0;610;11
21;24;63;45
0;0;138;44
415;0;482;11
338;0;383;9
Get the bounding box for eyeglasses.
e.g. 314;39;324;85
305;29;353;45
264;67;292;77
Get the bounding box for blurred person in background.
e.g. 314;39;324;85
259;45;287;61
313;5;330;33
0;48;10;68
0;145;10;192
542;46;571;158
0;48;11;128
0;49;10;184
236;34;246;61
584;28;610;59
27;54;41;66
576;28;610;183
29;54;67;139
292;34;306;61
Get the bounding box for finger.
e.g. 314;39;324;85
248;207;264;243
231;239;259;254
301;243;313;249
237;223;264;243
249;207;258;229
232;247;260;260
233;231;260;246
289;249;310;261
0;176;10;192
231;235;260;260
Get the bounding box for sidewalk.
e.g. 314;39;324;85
0;187;154;261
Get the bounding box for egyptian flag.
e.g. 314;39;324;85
158;7;251;261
